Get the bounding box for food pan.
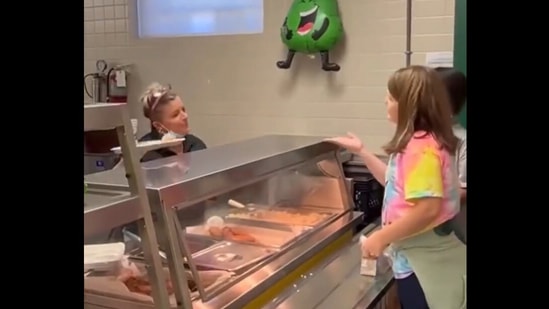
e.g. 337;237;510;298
128;235;218;264
186;223;300;248
192;241;276;273
225;207;336;227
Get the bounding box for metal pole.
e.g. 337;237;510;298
117;110;171;309
405;0;413;66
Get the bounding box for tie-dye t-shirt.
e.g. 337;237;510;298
382;132;460;279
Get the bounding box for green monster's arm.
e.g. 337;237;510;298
312;18;330;41
311;0;340;41
281;18;293;41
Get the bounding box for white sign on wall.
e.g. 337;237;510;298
425;52;454;68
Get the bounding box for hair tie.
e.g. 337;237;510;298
146;85;171;111
150;90;166;111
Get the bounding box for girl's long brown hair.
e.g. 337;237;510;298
383;65;459;155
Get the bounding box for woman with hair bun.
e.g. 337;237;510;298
138;82;206;162
118;83;207;239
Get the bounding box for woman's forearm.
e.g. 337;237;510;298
357;149;387;185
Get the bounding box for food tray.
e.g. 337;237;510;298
84;242;125;272
193;241;276;272
127;235;218;263
186;223;301;248
110;138;185;155
225;207;336;227
84;266;232;305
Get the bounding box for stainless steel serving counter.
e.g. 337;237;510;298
262;221;395;309
84;134;392;309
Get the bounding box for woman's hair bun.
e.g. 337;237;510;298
140;82;164;105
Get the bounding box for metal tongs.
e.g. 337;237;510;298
123;228;168;260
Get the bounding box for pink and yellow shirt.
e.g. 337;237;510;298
382;132;460;278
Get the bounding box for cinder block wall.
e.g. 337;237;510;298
84;0;455;153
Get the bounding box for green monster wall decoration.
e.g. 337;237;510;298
276;0;344;72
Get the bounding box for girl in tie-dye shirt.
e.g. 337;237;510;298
326;66;466;309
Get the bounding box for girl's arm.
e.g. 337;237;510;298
378;146;445;244
457;138;467;204
459;189;467;204
357;149;387;185
378;197;442;244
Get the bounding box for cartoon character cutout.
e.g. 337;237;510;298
277;0;344;72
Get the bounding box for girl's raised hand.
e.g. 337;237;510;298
324;132;364;154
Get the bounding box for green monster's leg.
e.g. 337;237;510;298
320;51;340;71
277;50;296;69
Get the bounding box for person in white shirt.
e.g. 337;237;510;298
435;67;467;243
